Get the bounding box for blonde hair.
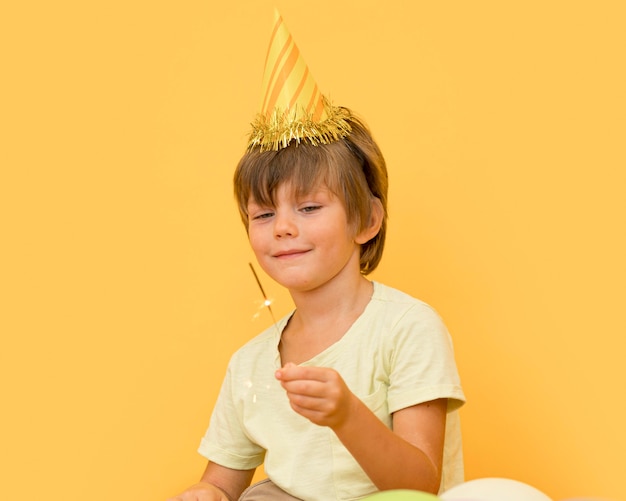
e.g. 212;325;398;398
234;111;388;275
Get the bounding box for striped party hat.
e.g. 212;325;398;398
247;10;352;151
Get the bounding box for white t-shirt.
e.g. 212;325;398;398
198;282;465;500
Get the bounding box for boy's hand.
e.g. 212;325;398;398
167;481;231;501
275;363;357;429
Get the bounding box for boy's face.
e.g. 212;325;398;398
246;182;364;293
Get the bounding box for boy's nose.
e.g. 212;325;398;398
273;212;298;238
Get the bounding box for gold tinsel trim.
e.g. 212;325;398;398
247;98;352;152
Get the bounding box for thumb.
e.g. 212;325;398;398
275;362;296;380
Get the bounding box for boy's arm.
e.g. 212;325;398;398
276;364;447;493
168;461;256;501
333;397;447;494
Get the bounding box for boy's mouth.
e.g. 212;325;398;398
273;249;309;258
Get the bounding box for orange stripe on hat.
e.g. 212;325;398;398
288;66;309;110
261;34;294;115
311;90;326;121
263;41;300;116
262;14;283;80
306;86;321;115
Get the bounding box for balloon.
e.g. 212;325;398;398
363;490;441;501
440;477;552;501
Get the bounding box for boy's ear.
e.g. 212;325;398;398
355;197;384;245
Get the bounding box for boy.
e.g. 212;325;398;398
169;11;464;501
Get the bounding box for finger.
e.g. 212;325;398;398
276;364;332;383
274;362;298;381
289;398;339;427
275;362;305;381
286;391;328;410
281;378;327;397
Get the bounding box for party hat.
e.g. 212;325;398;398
247;10;352;151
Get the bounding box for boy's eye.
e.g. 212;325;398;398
301;205;321;213
251;211;274;221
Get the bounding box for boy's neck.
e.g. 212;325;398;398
279;275;373;365
291;273;372;321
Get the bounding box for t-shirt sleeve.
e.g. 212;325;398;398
386;302;465;414
197;361;266;470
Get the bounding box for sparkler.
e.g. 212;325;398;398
248;262;279;326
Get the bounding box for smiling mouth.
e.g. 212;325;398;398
274;249;309;258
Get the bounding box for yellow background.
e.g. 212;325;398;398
2;1;625;500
